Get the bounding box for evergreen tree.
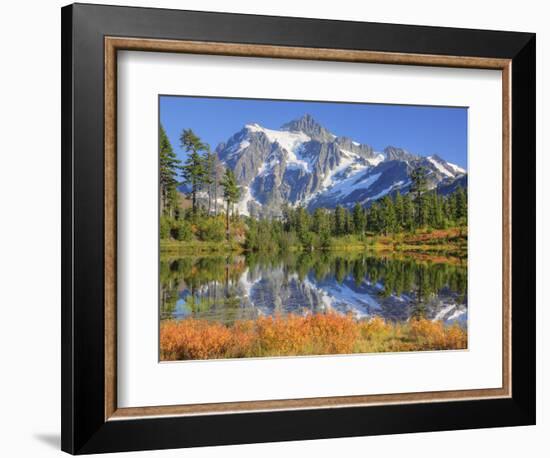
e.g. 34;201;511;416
202;149;217;215
394;190;405;231
159;125;180;217
402;193;415;232
334;205;346;236
445;193;456;225
352;203;366;235
367;202;381;233
212;156;224;216
344;208;353;234
454;186;467;223
431;192;445;228
410;165;428;228
220;168;240;240
381;195;397;235
180;128;208;214
418;192;430;227
281;204;293;232
295;206;311;237
312;208;331;247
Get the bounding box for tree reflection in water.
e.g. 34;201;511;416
160;251;467;327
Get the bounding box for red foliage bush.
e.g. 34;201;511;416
160;313;467;361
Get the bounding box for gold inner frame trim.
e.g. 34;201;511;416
104;36;512;421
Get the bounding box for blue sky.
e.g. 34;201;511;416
160;95;468;168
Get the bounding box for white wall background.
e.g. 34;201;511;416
0;0;545;456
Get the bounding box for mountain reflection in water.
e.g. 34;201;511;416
160;252;467;328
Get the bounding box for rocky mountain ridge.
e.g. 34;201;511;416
211;114;466;217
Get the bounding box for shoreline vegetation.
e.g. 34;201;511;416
160;314;467;361
159;126;468;360
161;227;467;260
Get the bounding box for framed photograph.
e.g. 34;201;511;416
61;3;536;454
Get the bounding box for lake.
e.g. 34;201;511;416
160;251;467;328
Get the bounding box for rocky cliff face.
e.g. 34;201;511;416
212;114;466;216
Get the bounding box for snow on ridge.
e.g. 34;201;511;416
256;163;267;177
302;147;377;204
340;148;382;167
224;139;251;159
427;156;455;178
237;185;258;216
321;153;355;189
365;180;407;202
245;123;312;172
296;155;362;206
377;150;387;160
326;172;382;198
367;153;385;167
234;123;466;211
447;162;466;175
339;148;356;158
285;143;316;173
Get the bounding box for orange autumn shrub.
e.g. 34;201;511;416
255;313;358;356
254;314;310;355
160;314;467;361
308;312;359;354
358;316;395;342
160;319;233;360
408;318;467;350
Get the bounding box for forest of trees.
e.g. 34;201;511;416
160;125;467;251
160;125;242;242
244;185;467;252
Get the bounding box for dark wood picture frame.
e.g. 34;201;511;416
61;3;536;454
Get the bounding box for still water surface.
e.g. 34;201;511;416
160;251;467;328
160;252;467;326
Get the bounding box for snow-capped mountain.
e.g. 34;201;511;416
214;114;466;216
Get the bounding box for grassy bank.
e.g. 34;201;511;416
161;227;466;260
371;227;467;258
160;239;243;255
328;228;466;254
160;313;467;361
289;227;466;262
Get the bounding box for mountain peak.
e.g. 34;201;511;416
280;114;334;142
244;122;263;131
281;113;318;128
383;146;417;162
212;118;466;217
428;154;445;162
427;154;466;176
